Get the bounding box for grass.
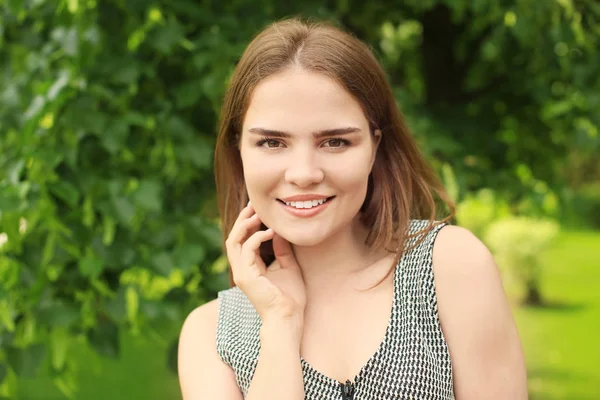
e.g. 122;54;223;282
16;230;600;399
17;326;182;400
509;230;600;399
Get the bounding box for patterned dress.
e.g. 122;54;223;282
216;220;454;399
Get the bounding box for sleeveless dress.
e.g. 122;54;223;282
216;220;454;399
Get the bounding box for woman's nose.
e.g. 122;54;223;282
284;150;324;188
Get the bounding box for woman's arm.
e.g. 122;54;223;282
246;316;305;399
177;299;305;400
433;226;528;399
178;299;243;400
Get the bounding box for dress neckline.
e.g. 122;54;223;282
299;257;399;387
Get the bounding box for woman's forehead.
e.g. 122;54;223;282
243;69;368;133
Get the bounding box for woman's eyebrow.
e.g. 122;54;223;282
248;127;362;138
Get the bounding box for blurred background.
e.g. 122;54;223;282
0;0;598;399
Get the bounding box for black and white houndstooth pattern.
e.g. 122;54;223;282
216;220;454;399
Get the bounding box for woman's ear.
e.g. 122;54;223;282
371;129;382;167
373;129;382;145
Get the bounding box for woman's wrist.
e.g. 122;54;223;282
260;314;304;346
247;315;305;400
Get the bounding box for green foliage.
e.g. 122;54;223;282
562;183;600;229
455;188;511;238
0;0;598;397
485;217;560;305
377;0;600;207
0;1;231;396
456;187;561;306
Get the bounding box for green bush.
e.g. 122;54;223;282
484;217;559;305
0;2;229;397
455;188;511;239
564;183;600;229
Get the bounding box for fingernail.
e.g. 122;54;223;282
247;200;252;206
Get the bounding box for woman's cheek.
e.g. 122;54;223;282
329;159;370;189
243;160;280;222
245;163;278;196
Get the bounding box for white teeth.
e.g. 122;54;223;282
284;198;328;209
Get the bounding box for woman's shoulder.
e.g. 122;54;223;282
178;297;245;399
432;225;493;274
180;287;254;334
178;290;246;372
431;225;527;396
177;288;246;357
431;225;497;295
177;299;220;390
179;298;220;349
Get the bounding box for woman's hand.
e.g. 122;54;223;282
225;202;306;327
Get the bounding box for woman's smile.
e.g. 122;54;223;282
277;196;336;218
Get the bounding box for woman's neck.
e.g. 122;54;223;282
291;216;392;292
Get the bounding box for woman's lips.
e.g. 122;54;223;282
278;196;334;218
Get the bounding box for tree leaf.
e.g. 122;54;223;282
151;19;184;55
0;183;22;213
0;299;16;332
151;252;174;276
0;363;7;385
172;79;204;108
36;301;79;328
132;179;162;212
125;286;139;324
101;119;130;155
78;250;104;279
85;110;108;135
6;160;25;184
180;142;212;169
111;196;135;226
61;27;79;56
24;95;46;122
104;287;126;322
174;244;205;273
50;180;80;207
109;59;140;85
48;70;70;100
166;338;178;374
87;318;120;359
50;327;70;371
5;344;46;378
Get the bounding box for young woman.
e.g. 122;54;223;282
178;18;527;400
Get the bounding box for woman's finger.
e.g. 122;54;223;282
272;233;299;270
240;228;274;276
226;213;261;249
227;215;262;281
227;202;255;239
235;201;254;223
233;228;273;287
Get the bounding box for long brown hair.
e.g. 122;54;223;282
214;18;454;286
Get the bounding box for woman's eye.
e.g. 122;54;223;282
257;139;283;148
324;138;349;148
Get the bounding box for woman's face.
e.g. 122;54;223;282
239;68;380;247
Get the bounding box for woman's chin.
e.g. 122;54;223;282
276;231;329;248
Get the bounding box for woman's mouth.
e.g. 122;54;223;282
276;196;335;217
